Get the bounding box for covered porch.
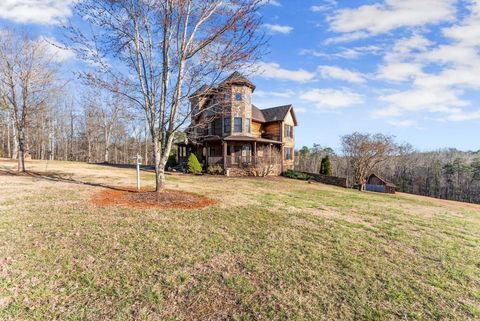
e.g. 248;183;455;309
205;136;283;175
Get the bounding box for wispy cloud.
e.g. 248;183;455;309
254;62;315;82
263;23;293;34
327;0;456;39
317;65;366;83
311;0;337;12
259;0;281;6
300;88;364;110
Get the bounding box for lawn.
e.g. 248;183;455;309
0;159;479;321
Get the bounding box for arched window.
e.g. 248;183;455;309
235;92;242;101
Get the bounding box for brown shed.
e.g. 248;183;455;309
366;174;396;194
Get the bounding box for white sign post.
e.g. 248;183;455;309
133;154;142;192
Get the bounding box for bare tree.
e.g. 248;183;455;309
0;29;59;172
68;0;266;192
253;146;282;177
341;132;397;191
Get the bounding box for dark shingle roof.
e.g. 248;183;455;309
220;71;256;91
251;104;297;125
189;84;210;98
252;105;266;122
261;105;292;122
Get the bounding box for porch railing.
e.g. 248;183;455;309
207;156;280;167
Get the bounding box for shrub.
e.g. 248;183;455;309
165;154;177;169
283;169;311;180
187;153;202;174
320;155;333;176
207;164;224;175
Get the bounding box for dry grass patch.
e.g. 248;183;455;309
1;159;479;321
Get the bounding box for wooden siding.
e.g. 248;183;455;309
282;110;295;169
264;122;281;141
252;121;262;137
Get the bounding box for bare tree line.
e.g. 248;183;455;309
296;135;480;204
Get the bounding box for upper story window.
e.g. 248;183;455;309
223;92;230;101
234;117;242;133
284;147;293;160
223;117;231;133
285;124;293;138
246;118;251;133
235;92;242;101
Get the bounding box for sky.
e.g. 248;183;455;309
1;0;479;152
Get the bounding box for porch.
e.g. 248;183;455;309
177;135;284;176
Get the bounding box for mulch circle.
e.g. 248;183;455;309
90;187;216;210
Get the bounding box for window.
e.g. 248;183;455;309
285;124;293;138
235;92;242;101
246;118;251;133
223;92;230;101
234;117;242;133
284;147;293;160
208;122;213;135
223;117;231;133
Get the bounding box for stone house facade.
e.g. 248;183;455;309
178;72;298;176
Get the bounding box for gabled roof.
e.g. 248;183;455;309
251;104;298;125
219;71;256;91
368;173;396;187
260;104;298;125
252;105;266;122
189;84;210;98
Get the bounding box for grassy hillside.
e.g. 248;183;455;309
1;159;479;321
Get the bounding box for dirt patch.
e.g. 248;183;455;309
90;188;216;210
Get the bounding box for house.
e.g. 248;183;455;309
177;72;297;176
365;174;396;194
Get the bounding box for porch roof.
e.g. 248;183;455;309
223;135;283;145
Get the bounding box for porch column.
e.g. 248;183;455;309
205;143;209;166
269;144;272;166
281;144;284;173
223;141;228;173
253;141;257;165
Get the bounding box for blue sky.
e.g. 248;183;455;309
1;0;479;152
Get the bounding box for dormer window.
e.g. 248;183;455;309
235;92;242;101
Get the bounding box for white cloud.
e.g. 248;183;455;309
300;88;363;109
328;0;456;38
263;23;293;34
377;62;423;82
317;65;366;83
388;119;418;128
311;0;337;12
301;45;382;60
259;0;281;6
254;89;295;98
374;87;468;118
372;4;480;122
0;0;77;25
255;62;315;82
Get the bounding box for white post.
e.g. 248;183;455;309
133;154;142;192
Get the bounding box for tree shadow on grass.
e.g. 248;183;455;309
0;169;135;192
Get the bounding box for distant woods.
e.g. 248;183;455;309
296;134;480;204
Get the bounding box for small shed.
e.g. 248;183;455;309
366;174;396;194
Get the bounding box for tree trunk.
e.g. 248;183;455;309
152;136;166;193
17;129;26;172
6;118;11;158
12;124;18;159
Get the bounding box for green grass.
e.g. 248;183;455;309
0;159;479;320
